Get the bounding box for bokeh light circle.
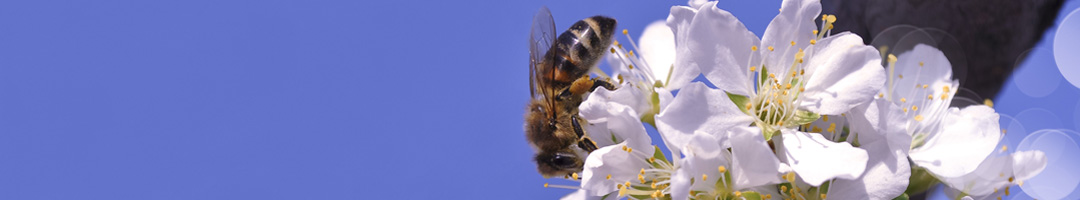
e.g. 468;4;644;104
1012;48;1062;98
1054;8;1080;89
1017;129;1080;200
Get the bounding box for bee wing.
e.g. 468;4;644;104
529;6;556;99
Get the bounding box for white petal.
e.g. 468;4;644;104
729;126;783;189
891;44;958;127
827;129;911;200
799;32;885;115
1011;150;1047;182
559;189;605;200
845;98;912;154
780;129;868;186
909;105;1001;178
669;165;693;200
938;152;1015;196
671;1;759;93
639;21;677;85
581;143;653;196
679;132;730;192
578;97;651;150
655;82;753;153
760;0;821;78
665;5;703;90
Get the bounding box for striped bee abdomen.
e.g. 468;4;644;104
545;16;617;86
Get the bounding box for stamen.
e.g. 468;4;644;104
768;46;775;51
718;166;727;173
702;174;708;181
810;39;817;45
622;29;628;35
791;41;796;46
752;46;759;51
912;105;918;111
914;115;924;121
985;99;994;108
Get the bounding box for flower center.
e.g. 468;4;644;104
614;146;678;199
747;48;807;130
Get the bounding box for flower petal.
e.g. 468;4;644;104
729;126;783;189
846;98;912;154
581;142;654;196
779;129;869;186
891;44;958;129
665;5;703;90
679;132;730;192
760;0;821;78
908;105;1001;178
938;150;1046;196
655;82;754;153
671;1;760;94
579;95;651;150
799;32;885;115
639;21;677;86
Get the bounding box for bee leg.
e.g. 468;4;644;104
570;115;599;152
558;77;617;100
589;77;616;91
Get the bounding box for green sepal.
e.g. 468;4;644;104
740;191;763;200
641;90;661;126
758;64;769;87
891;193;909;200
610;133;619;144
761;126;780;140
650;146;669;169
792;110;821;125
727;92;751;114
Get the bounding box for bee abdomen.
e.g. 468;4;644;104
550;16;617;81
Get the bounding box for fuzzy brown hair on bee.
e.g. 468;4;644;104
525;6;617;178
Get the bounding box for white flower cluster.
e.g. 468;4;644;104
559;0;1048;199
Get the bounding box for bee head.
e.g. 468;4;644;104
535;151;583;178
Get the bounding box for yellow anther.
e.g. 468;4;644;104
735;191;743;197
810;39;817;45
923;84;929;89
651;182;657;189
622;29;628;35
606;174;612;180
610;48;616;53
879;93;885;98
639;174;646;183
718;166;727;173
640;168;646;175
765;194;772;199
823;115;829;122
627;147;633;153
628;50;635;57
900;97;907;103
997;197;1002;200
785;83;792;89
784;172;796;182
628;64;634;69
800;69;805;75
622;145;628;151
791;40;796;46
827;123;836;133
619;183;629;197
943;86;951;93
899;74;904;79
822;14;829;20
745;102;753;111
648;157;656;163
903;108;909;113
813;30;819;35
1002;145;1009;152
783;90;789;95
769;73;776;78
781;185;788;192
941;93;948;100
750;66;757;72
928;94;934;100
752;46;759;51
812;126;822;133
799;87;805;92
1006;187;1011;196
768;46;775;51
887;54;898;63
919;61;924;67
702;174;708;181
820;194;827;199
1009;176;1015;183
985;99;994;108
912;105;918;111
544;183;549;187
915;115;924;121
827;24;834;30
572;173;579;179
826;15;837;23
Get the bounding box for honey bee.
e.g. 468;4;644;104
526;7;618;178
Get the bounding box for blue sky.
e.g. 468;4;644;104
0;0;1077;199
